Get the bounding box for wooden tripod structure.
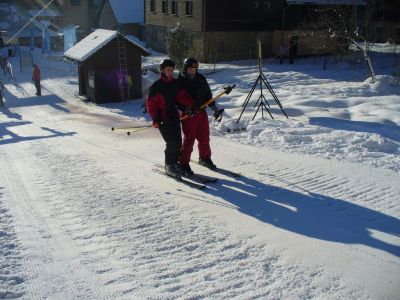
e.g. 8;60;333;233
237;40;288;123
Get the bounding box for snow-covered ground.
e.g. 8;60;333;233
0;46;399;299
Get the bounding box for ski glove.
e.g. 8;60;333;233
184;106;195;117
152;120;159;128
212;106;224;122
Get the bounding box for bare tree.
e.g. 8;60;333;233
300;1;378;82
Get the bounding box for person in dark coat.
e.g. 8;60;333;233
32;64;41;96
178;57;223;175
146;59;192;179
0;56;6;75
0;78;4;107
4;57;13;82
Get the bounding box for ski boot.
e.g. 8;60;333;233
165;164;182;179
179;163;194;176
199;158;217;170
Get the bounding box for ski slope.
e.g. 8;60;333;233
0;51;399;299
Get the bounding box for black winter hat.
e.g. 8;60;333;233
183;57;199;70
159;59;176;71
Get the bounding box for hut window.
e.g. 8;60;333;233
88;71;95;89
185;1;193;16
171;0;178;15
150;0;156;12
162;0;168;14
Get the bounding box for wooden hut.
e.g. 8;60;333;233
64;29;150;104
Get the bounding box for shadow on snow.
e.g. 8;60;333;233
184;171;400;257
310;117;400;143
0;92;76;145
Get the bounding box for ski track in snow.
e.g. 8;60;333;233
1;140;368;299
0;97;368;299
0;187;24;299
0;53;399;298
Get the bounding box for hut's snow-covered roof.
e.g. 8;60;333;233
64;29;150;62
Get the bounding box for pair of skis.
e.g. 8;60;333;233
152;163;241;190
152;168;209;189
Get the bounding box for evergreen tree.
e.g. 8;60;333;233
166;22;190;69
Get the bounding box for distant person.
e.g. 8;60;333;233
0;78;4;107
4;58;13;82
0;56;5;75
32;64;41;96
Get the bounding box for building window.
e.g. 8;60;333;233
185;1;193;16
254;1;270;9
162;0;168;14
171;0;178;15
71;0;80;5
150;0;156;12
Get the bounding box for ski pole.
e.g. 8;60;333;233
111;125;152;131
180;84;236;121
111;125;152;135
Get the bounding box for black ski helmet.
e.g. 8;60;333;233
183;57;199;70
159;58;176;71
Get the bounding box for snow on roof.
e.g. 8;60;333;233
286;0;366;5
125;34;150;55
109;0;144;24
64;29;150;62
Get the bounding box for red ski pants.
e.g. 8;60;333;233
180;111;211;164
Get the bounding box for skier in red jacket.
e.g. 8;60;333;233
178;57;224;176
32;64;41;96
146;59;192;179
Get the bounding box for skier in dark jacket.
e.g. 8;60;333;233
178;57;223;175
0;78;4;107
146;59;191;179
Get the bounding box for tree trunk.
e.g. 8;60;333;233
352;40;376;82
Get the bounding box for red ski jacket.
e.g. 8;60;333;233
32;67;41;81
146;74;193;125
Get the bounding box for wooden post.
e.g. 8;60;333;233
258;39;263;73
